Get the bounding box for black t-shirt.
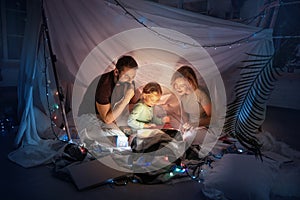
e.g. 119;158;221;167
95;70;128;114
95;71;120;114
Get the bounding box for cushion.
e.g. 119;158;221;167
202;154;279;200
271;159;300;198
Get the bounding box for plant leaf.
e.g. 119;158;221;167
224;53;281;156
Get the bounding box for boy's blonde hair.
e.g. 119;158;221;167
142;82;162;95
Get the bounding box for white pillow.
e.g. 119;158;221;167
202;154;279;200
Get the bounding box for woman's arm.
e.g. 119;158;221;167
197;89;212;127
199;103;211;127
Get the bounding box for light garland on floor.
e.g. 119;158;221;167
0;117;16;136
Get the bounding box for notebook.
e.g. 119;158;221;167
67;159;127;191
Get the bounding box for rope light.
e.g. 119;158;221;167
114;0;300;49
41;26;60;140
113;0;266;49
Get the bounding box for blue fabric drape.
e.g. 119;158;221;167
15;0;42;146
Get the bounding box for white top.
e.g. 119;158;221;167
180;88;210;127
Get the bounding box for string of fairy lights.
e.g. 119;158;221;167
41;27;65;140
0;115;16;136
113;0;266;50
113;0;300;49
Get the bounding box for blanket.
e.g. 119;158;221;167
8;112;300;200
202;131;300;200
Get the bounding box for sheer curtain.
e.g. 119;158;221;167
8;0;67;168
15;0;42;146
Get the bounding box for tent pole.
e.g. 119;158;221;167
41;5;72;143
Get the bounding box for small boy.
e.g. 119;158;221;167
127;82;170;130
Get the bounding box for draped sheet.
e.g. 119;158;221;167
9;0;274;167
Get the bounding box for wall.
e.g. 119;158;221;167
0;0;27;87
268;71;300;110
0;61;19;87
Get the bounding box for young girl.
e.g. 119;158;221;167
127;82;170;130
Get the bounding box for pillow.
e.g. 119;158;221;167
271;159;300;198
202;154;279;200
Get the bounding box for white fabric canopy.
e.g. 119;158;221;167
9;2;300;199
10;0;274;165
44;0;273;133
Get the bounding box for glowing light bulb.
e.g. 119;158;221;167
174;167;181;172
164;156;169;161
53;104;59;110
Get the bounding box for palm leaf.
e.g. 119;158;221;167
224;53;282;157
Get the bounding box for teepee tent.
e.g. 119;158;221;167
10;0;273;166
6;1;300;199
